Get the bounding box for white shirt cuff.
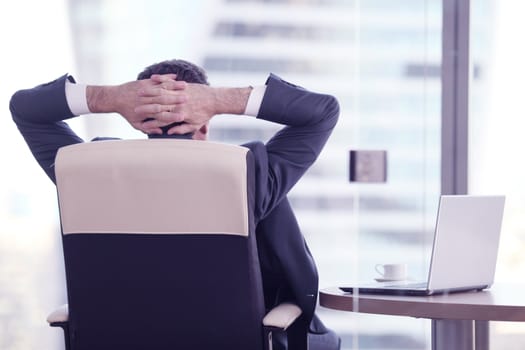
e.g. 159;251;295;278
244;85;266;117
65;80;90;115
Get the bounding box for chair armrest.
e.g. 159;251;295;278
262;302;302;331
47;304;69;326
46;304;71;350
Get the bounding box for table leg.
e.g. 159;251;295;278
431;319;474;350
475;320;489;350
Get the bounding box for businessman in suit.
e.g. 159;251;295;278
10;59;340;350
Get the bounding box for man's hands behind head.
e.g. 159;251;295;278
137;75;218;135
88;73;252;136
137;75;252;136
86;74;188;135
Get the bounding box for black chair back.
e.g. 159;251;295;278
55;139;265;350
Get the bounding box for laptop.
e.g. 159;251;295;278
340;195;506;296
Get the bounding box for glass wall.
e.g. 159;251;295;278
470;1;525;348
2;0;443;349
70;1;443;348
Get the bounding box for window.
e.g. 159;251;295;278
470;1;525;347
8;1;509;349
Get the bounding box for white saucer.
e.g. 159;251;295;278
374;278;406;283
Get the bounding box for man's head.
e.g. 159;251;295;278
137;59;210;140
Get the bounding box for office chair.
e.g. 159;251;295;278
46;139;304;350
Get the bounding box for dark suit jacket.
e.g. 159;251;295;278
10;73;339;331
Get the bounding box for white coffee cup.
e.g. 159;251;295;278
375;263;407;281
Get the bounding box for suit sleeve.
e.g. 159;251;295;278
251;74;340;219
10;74;85;184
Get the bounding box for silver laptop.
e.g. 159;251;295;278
341;195;506;296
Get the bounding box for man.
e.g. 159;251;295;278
10;59;340;350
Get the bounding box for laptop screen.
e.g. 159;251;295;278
427;195;505;291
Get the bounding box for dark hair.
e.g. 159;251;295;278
137;59;209;85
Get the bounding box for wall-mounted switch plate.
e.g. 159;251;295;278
349;150;387;183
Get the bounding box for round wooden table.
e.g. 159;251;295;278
319;284;525;350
